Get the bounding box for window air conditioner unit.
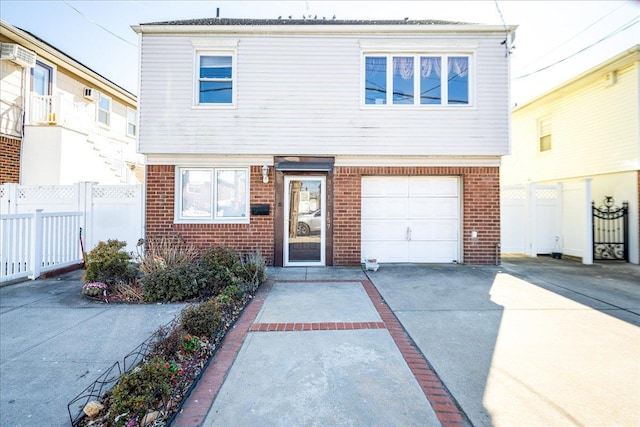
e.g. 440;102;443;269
83;87;99;101
0;43;37;68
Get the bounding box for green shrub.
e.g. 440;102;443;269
221;284;243;300
141;264;208;303
84;240;134;286
108;357;171;426
199;246;243;292
180;298;222;339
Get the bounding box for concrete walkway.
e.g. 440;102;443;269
1;258;638;426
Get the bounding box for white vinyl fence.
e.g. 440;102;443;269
501;180;594;264
0;182;143;283
1;210;83;282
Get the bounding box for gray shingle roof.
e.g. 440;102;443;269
141;18;470;26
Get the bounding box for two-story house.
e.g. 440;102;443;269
0;19;143;185
502;45;639;264
133;18;515;266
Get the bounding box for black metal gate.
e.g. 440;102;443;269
592;197;628;261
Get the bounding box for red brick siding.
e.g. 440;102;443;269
333;166;501;266
0;136;21;184
146;164;500;266
145;165;275;265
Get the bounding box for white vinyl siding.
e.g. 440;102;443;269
138;33;510;156
361;176;460;263
504;61;639;185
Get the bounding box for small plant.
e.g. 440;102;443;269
81;282;108;297
180;334;201;355
221;284;244;300
180;298;222;339
164;361;183;385
149;323;184;361
108;357;171;426
139;236;198;275
84;240;135;286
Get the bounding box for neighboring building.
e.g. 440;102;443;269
0;19;143;185
133;18;516;266
502;45;639;264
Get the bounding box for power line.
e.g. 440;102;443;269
62;0;137;48
519;2;627;70
513;16;639;80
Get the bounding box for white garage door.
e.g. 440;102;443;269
361;176;460;263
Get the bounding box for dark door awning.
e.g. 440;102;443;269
275;162;333;172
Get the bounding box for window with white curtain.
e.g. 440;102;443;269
364;54;471;106
176;167;249;223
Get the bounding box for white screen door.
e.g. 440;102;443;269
284;176;326;266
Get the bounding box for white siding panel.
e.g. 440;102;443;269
0;61;23;138
139;33;510;156
504;61;639;184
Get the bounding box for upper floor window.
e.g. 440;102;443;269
98;93;111;126
31;61;53;96
127;108;136;137
196;53;234;105
538;117;552;152
177;167;249;223
364;54;470;106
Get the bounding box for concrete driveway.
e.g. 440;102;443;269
369;257;640;427
1;258;638;427
0;270;185;427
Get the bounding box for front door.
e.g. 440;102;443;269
284;176;326;266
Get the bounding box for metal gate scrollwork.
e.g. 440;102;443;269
592;196;628;262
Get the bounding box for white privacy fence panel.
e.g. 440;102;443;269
91;186;144;250
0;183;144;283
1;211;83;283
500;183;560;256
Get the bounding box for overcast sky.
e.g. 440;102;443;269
1;1;638;105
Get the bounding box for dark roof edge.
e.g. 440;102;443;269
140;18;472;26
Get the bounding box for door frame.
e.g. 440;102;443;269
273;156;334;267
283;175;326;266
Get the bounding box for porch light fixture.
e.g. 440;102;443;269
261;165;269;183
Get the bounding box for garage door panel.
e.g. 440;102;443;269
408;241;458;263
362;220;407;241
362;198;408;219
361;176;460;263
410;219;458;240
362;177;408;197
409;177;458;197
362;241;409;263
409;198;459;219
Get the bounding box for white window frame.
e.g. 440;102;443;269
193;50;237;108
175;167;250;224
538;116;552;152
97;93;111;127
126;107;136;137
362;53;474;108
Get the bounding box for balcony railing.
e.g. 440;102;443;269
28;93;93;127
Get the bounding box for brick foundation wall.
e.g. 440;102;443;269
145;165;275;265
0;135;21;184
146;164;501;266
333;166;501;266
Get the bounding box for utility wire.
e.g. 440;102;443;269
513;16;639;80
62;0;137;48
519;2;627;70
